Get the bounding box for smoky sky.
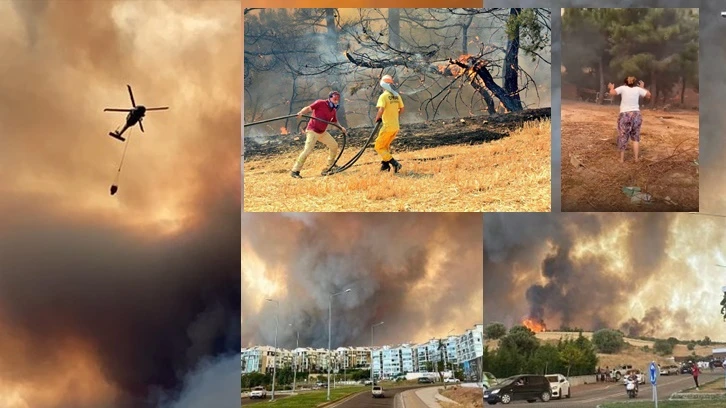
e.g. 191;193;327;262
0;1;240;408
241;213;483;350
484;212;726;340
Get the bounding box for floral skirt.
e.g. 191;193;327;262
617;111;643;151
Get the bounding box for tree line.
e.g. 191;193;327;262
562;8;698;106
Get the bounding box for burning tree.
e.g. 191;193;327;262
243;8;550;132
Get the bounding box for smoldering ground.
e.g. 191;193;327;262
241;213;483;349
0;1;240;407
484;213;726;340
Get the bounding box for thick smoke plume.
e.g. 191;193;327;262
484;213;726;340
242;213;483;349
0;1;240;407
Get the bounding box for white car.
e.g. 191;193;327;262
249;386;267;399
372;386;385;398
545;374;571;399
444;378;460;383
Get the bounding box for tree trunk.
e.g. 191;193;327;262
597;56;604;105
461;15;474;55
475;63;522;112
650;68;658;107
503;8;523;110
680;76;686;105
389;8;400;50
470;78;496;113
325;8;348;127
285;76;298;130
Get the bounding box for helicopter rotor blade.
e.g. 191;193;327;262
139;119;144;133
127;84;136;107
145;107;169;111
104;108;133;112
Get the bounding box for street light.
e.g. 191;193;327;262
266;298;279;401
446;328;455;381
371;321;384;392
289;323;299;393
328;288;352;401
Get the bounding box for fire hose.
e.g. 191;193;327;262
244;114;382;176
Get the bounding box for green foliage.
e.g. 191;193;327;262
483;327;597;378
687;342;695;351
592;329;626;354
484;322;508;340
653;339;674;355
506;8;550;62
562;8;698;103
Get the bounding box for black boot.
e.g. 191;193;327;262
380;161;391;172
290;171;302;179
389;158;402;173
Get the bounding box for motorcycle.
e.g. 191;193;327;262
625;378;638;399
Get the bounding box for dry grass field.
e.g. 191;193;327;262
561;100;698;212
440;387;483;408
243;111;551;212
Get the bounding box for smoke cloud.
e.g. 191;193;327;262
484;213;726;340
0;1;240;407
242;213;483;349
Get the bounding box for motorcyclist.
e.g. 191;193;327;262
625;373;639;396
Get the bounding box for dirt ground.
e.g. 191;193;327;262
561;100;698;211
243;109;551;212
440;387;483;408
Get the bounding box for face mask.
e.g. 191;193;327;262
327;99;339;109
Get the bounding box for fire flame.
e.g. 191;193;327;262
280;127;289;135
436;54;476;77
522;317;546;333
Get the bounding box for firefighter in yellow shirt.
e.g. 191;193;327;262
374;74;404;172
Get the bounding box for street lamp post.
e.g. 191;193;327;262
289;324;299;393
371;321;384;392
447;329;455;381
328;288;352;401
265;298;280;401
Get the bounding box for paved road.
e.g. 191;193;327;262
496;373;721;407
332;386;437;408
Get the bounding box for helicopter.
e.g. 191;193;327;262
104;84;168;141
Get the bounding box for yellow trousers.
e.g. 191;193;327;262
292;130;338;172
374;126;399;162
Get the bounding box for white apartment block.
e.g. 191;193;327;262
242;324;483;378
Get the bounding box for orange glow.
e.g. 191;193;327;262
0;331;120;407
280;126;289;135
522;317;547;333
244;1;482;7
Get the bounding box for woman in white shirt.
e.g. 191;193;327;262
607;76;652;162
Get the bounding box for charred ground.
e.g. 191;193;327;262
244;107;550;158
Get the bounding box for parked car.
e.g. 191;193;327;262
444;378;460;383
418;377;434;384
680;364;693;374
712;360;723;368
372;386;385;398
610;365;634;381
545;374;571;399
249;386;267;399
660;365;679;375
483;374;552;405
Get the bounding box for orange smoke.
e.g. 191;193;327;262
0;330;120;407
522;317;546;333
280;126;288;135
